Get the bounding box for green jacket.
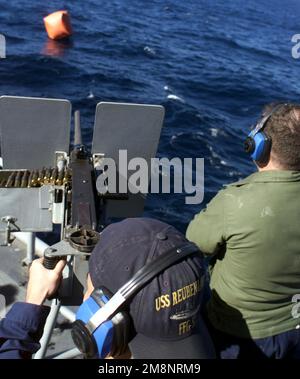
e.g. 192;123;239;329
186;170;300;339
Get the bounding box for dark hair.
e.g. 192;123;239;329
263;103;300;170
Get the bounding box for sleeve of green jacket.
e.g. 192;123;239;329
186;189;225;256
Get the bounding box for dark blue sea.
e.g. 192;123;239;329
1;0;300;232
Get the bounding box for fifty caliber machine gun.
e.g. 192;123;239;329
0;95;164;358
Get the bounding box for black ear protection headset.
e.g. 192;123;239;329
71;242;200;358
244;103;287;163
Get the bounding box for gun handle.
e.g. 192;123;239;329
43;255;60;270
43;255;65;300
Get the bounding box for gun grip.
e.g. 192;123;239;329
43;255;60;270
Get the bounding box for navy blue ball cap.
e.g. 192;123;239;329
89;217;215;358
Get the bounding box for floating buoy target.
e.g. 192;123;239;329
43;10;73;40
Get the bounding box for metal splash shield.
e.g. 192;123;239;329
92;102;165;218
0;96;71;169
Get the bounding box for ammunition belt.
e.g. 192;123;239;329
0;167;72;188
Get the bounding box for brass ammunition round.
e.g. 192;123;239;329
5;171;16;188
50;168;58;185
44;168;52;184
38;167;46;184
27;170;34;188
14;171;23;188
63;168;72;184
21;170;29;188
56;169;64;186
31;170;39;187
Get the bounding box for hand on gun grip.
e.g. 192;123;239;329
26;257;66;305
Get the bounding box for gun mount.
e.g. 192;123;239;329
0;95;164;305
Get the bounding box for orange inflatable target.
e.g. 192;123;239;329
44;10;73;40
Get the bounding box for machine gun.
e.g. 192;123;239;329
0;95;164;358
42;110;102;304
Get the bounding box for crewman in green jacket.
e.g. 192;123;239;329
186;103;300;359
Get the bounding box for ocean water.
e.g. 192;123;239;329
1;0;300;232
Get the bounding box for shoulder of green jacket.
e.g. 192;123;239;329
225;170;300;188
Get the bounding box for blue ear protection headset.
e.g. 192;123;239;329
71;242;199;358
244;104;287;163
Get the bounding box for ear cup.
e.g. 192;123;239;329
72;290;115;358
72;287;132;358
245;132;271;163
92;286;131;357
244;136;255;154
251;132;271;163
92;318;115;358
71;319;97;358
110;310;132;357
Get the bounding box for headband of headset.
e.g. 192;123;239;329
85;242;199;333
250;103;287;138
